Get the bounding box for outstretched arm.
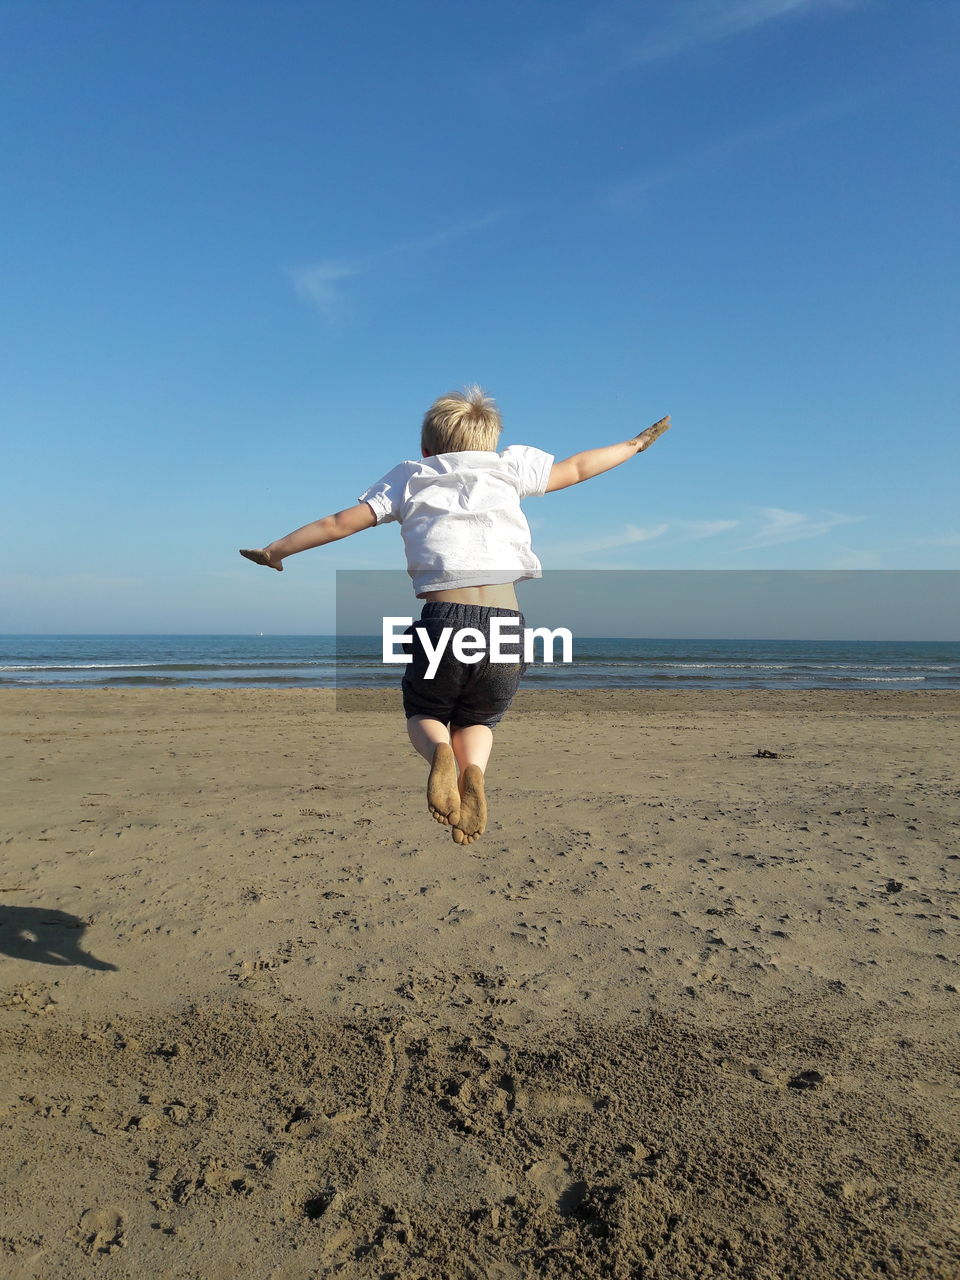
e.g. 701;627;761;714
545;416;670;493
240;502;377;571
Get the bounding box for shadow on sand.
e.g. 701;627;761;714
0;905;118;971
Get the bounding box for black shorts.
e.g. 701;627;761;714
401;602;527;729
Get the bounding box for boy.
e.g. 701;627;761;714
241;387;670;845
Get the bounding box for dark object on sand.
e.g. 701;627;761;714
788;1069;826;1090
0;906;118;970
885;879;905;894
754;748;780;759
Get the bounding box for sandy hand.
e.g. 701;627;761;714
239;548;283;572
635;415;671;451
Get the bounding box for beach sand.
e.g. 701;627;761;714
1;688;958;1278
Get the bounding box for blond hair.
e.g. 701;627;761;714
421;385;502;455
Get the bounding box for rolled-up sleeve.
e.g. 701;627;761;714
357;464;406;524
502;445;555;498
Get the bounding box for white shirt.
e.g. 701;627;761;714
358;445;554;597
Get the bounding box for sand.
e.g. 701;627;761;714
1;688;958;1279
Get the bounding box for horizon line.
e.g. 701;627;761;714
1;633;957;644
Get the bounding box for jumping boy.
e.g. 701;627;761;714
241;387;670;845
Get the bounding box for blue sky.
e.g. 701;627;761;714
1;0;957;634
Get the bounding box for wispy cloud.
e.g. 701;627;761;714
735;506;864;549
607;93;864;209
288;210;509;323
1;572;144;590
623;0;861;68
531;508;860;562
531;505;876;567
504;0;864;102
290;261;361;322
386;212;508;259
539;516;741;561
542;522;670;559
915;530;960;547
587;523;671;553
675;519;740;540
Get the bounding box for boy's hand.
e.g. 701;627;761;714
546;416;672;491
239;547;283;571
632;415;671;452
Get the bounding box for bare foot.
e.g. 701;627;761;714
427;743;460;826
240;548;283;571
452;765;486;844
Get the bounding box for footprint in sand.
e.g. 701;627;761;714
72;1208;125;1255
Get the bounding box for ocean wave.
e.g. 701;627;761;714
835;675;926;682
0;660;330;672
0;661;160;671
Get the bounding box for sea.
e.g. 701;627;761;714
0;635;957;691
